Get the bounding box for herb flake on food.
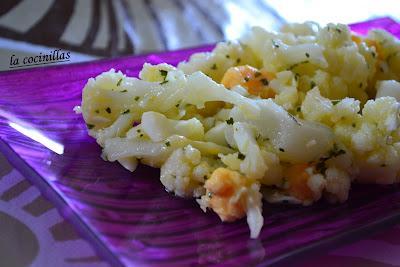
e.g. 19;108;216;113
244;77;250;82
211;63;217;70
160;80;168;85
120;89;127;93
310;81;316;89
236;58;241;63
238;153;246;160
305;52;310;58
134;96;140;101
95;109;99;114
287;60;309;71
117;78;123;86
279;148;285;152
226;117;234;125
272;39;280;48
165;141;171;147
105;107;111;114
254;71;262;78
331;100;340;105
122;109;130;114
159;69;168;79
86;123;95;129
260;78;269;86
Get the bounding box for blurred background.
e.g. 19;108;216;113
0;0;399;71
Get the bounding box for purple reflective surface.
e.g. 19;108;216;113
0;18;400;267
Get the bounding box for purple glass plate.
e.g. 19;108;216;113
1;18;400;267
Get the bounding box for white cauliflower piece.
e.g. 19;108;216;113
139;63;176;82
141;111;204;142
376;80;400;101
260;150;283;186
362;97;400;132
204;122;228;146
324;167;351;203
178;40;259;82
160;145;210;197
219;152;242;171
95;113;135;146
301;87;333;123
233;122;267;180
103;135;233;168
230;99;334;163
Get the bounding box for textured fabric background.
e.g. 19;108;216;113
0;1;400;266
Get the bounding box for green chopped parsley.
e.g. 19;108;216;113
238;153;246;160
122;109;130;114
310;81;316;89
117;78;123;86
305;52;310;58
260;78;269;86
272;39;280;48
226;117;234;125
211;63;217;70
225;54;230;59
279;148;285;152
336;28;342;33
120;89;127;93
134;96;140;101
105;107;111;114
160;80;169;85
287;60;309;71
159;70;168;81
165;141;171;147
236;58;241;63
331;100;340;105
296;106;301;112
136;129;141;133
175;103;180;108
86;123;95;129
95;109;99;114
244;77;250;82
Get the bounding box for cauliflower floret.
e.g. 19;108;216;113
160;145;212;198
362;97;400;132
178;41;259;82
141;111;204;142
233;122;267;180
324;167;351;203
376;80;400;101
199;168;263;238
219;152;242;171
139;63;177;82
301;87;333;123
260;150;283;186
